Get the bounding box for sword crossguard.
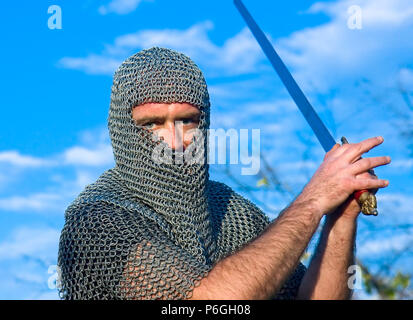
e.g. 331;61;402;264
341;136;378;216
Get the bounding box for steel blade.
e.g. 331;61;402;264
234;0;336;152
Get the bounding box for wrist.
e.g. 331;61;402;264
325;211;358;234
292;194;325;224
328;198;360;225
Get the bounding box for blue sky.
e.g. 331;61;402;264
0;0;412;299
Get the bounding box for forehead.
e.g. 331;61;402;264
132;102;200;118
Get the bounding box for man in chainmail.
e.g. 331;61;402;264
58;47;390;300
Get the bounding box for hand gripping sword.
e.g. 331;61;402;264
234;0;378;215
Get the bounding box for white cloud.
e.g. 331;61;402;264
0;167;107;213
389;158;413;169
210;98;298;129
110;21;216;54
60;0;413;95
209;27;265;76
276;0;413;92
398;68;413;91
58;21;264;77
308;0;413;25
0;151;53;168
98;0;143;15
73;170;98;189
358;233;413;257
377;193;413;220
0;144;114;171
0;128;114;170
62;144;114;166
58;55;123;75
60;128;114;167
278;160;318;171
0;192;64;212
0;227;60;261
0;129;114;213
0;227;61;299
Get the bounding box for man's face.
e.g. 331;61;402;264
132;102;201;151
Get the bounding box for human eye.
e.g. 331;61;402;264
143;121;157;129
181;118;195;125
135;119;158;129
181;115;200;126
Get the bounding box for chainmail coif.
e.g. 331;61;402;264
58;47;306;300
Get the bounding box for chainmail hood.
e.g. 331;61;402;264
108;47;214;265
58;47;306;300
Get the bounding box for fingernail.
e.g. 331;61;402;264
377;136;384;142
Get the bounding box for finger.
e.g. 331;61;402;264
356;171;378;180
324;143;340;160
355;173;379;195
343;136;384;162
352;177;389;191
350;156;391;175
324;142;355;161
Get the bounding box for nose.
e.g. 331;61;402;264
156;121;184;151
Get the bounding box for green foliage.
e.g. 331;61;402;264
361;268;411;299
392;272;410;290
256;177;269;187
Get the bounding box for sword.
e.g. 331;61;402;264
234;0;378;216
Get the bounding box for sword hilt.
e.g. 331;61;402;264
341;137;378;216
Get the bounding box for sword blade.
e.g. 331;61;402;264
234;0;336;152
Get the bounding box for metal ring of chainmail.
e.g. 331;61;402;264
57;46;307;300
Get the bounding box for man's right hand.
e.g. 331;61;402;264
297;136;391;217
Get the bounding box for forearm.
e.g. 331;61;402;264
192;137;388;300
190;198;323;300
297;212;357;300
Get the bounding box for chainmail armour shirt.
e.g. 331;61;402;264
58;47;307;300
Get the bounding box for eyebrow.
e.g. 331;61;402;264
176;111;200;120
134;110;200;124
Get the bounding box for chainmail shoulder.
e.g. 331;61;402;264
59;168;211;299
206;180;270;259
207;180;307;300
